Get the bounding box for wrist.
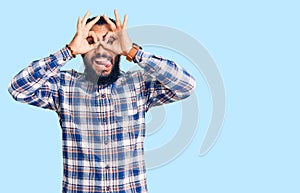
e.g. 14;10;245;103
66;44;77;58
122;47;131;56
126;43;142;62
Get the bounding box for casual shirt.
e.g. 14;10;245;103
8;46;196;193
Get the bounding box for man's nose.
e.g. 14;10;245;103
95;41;112;53
93;43;111;57
94;42;105;51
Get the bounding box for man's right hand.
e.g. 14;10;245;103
68;11;100;55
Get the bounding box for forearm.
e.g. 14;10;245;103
8;46;72;103
134;50;196;99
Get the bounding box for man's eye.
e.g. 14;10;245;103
107;36;117;45
87;36;94;44
108;36;116;41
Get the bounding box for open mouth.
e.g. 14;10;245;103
93;57;113;68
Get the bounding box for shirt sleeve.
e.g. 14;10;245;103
8;47;73;111
134;50;196;110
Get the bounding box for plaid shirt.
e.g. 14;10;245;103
8;46;196;193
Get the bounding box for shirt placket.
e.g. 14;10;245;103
98;85;113;193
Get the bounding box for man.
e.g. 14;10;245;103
8;10;196;193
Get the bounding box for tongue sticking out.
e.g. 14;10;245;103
94;57;112;67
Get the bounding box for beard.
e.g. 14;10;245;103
83;55;121;85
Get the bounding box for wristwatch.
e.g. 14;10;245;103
126;43;142;62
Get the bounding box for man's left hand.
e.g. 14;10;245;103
101;10;132;56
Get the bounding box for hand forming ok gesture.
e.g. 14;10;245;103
68;11;100;55
101;10;133;56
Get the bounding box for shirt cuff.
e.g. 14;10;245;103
51;46;74;67
133;50;144;63
133;50;162;73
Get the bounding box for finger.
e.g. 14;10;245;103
122;14;128;29
101;31;111;42
103;14;116;31
77;16;82;32
114;9;121;28
99;39;113;52
86;15;100;31
82;11;90;26
88;31;98;44
90;41;101;51
99;39;108;48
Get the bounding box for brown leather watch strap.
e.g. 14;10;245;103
126;44;141;62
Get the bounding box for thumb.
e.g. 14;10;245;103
99;39;118;53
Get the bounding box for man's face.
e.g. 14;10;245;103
83;24;118;78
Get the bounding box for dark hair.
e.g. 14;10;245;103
86;16;116;25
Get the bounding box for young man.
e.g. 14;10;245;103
8;10;196;193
